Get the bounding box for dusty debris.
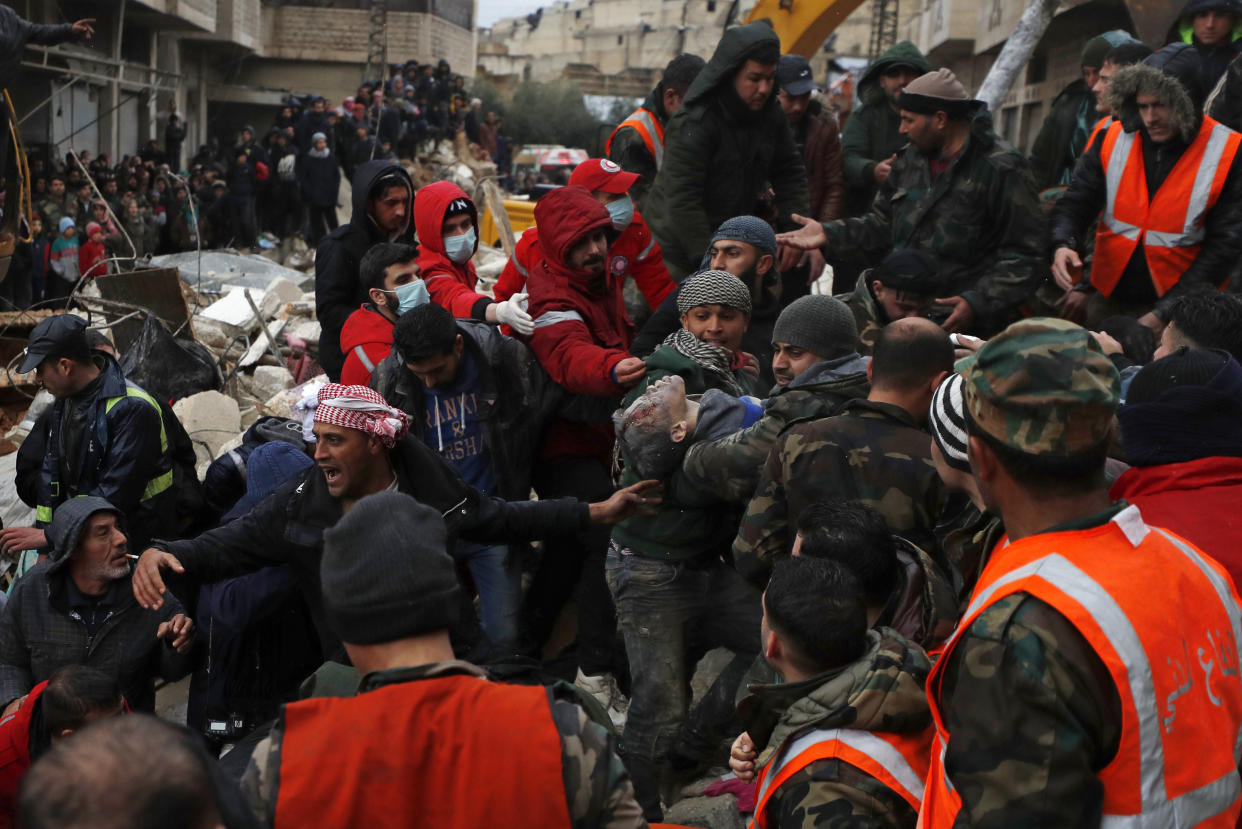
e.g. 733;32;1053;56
174;390;242;470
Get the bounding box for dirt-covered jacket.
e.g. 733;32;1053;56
826;109;1044;335
681;354;870;504
739;629;932;829
241;661;646;829
841;41;931;215
642;23;809;274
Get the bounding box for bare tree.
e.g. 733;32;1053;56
976;0;1062;114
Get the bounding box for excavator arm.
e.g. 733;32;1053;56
744;0;869;56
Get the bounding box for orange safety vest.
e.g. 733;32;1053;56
1092;117;1242;298
273;675;573;828
605;107;665;170
752;726;933;828
919;505;1242;828
1087;115;1113;152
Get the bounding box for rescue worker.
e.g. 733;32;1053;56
729;557;932;829
843;248;943;355
338;242;424;387
0;316;177;554
920;317;1242;827
1051;44;1242;333
1170;0;1242;90
606;53;706;208
413;181;533;335
494;158;675;322
778;69;1045;337
239;492;646;828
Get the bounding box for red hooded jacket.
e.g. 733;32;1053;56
415;181;491;320
0;680;48;827
1110;456;1242;596
339;303;395;387
495;209;675;311
526;186;633;460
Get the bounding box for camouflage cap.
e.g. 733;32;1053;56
962;318;1120;455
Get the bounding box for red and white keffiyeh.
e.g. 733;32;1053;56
313;383;410;448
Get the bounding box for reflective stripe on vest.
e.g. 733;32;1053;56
352;345;376;373
1088;115;1114;152
605;107;665;169
920;506;1242;828
534;309;585;329
104;386;173;503
753;727;929;828
1094;118;1241;297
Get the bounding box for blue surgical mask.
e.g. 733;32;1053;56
385;279;430;315
606;196;634;231
444;228;477;264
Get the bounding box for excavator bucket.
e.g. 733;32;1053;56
745;0;870;57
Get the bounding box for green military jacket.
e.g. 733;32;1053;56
824;111;1045;335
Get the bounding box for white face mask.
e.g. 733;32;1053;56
444;228;476;264
606;195;634;231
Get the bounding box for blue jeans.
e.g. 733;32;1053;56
457;542;520;646
605;546;761;813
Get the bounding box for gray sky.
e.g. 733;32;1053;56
477;0;547;28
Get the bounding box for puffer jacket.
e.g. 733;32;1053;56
841;41;931;216
525;186;632;461
642;23;810;274
739;628;933;829
371;320;559;501
315;161;414;380
681;354;871;503
1172;0;1242;89
338;304;394;387
415;181;490;320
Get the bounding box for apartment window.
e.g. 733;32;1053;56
1026;51;1047;85
708;1;717;10
575;10;581;18
617;35;624;44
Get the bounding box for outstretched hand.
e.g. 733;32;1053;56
588;480;663;525
132;549;185;611
775;214;827;253
71;18;96;40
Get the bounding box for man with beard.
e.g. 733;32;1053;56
778;69;1043;337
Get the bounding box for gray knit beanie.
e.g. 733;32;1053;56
709;215;777;258
677;269;753;315
772;295;858;360
321;491;461;645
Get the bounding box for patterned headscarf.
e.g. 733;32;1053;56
312;383;410;448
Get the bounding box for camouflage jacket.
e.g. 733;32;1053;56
936;505;1124;828
681;355;871;504
241;660;647;829
739;629;932;829
933;499;1006;612
841;271;885;356
820;111;1045;334
733;398;947;588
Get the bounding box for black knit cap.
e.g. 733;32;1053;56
870;249;942;296
321;491;461;645
1126;347;1229;404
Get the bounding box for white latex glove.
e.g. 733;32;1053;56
496;292;534;336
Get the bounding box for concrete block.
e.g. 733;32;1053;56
663;793;746;829
173;390;242;467
192;317;232;350
252;365;295;401
239;318;288;368
286;319;321;348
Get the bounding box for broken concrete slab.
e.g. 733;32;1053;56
152;250;314;295
239;318;288;369
285;320;321;348
191;317;232;351
251;366;295;401
173;390;242;468
663;792;746;829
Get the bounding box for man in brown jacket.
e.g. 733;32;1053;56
778;55;845;300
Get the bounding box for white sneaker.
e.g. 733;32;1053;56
575;669;629;731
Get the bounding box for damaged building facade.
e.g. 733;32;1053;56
13;0;476;169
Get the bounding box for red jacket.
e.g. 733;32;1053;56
414;181;490;320
0;681;48;827
495;210;675;310
339;304;395;387
79;239;107;278
526;186;633;461
1110;455;1242;594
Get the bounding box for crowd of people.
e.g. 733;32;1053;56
5;1;1242;827
7;56;498;313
